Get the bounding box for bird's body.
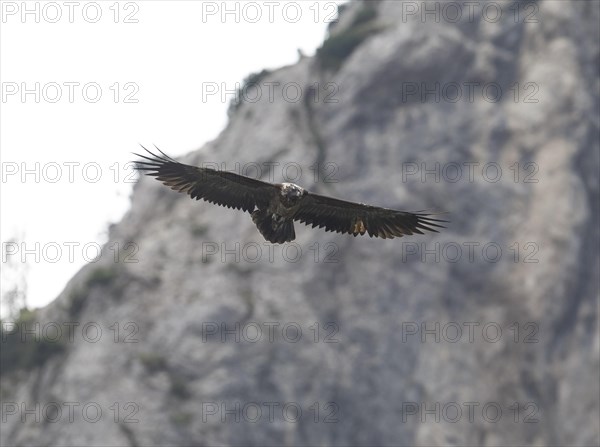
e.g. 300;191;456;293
251;182;307;243
134;148;446;243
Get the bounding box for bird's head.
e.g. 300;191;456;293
280;182;306;202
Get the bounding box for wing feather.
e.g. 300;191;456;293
134;147;278;212
294;192;447;238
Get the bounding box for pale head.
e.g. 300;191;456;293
280;182;306;201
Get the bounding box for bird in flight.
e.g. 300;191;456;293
134;148;447;243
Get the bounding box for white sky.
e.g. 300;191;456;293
0;0;346;313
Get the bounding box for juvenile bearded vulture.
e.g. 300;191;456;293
134;148;447;243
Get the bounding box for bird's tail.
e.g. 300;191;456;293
251;210;295;244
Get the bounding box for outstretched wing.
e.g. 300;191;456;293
134;147;278;212
294;192;447;238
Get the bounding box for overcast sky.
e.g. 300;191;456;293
1;0;346;313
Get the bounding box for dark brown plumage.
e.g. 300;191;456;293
134;147;447;243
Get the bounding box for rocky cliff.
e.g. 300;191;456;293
2;1;599;446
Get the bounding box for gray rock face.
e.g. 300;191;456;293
2;1;598;445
